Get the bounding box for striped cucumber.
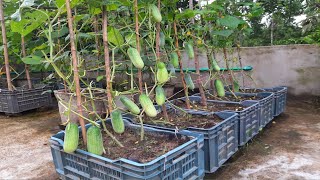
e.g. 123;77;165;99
155;86;166;106
111;110;125;134
120;96;140;115
63;122;79;153
127;47;144;69
215;79;225;97
87;126;104;156
139;94;157;117
185;73;195;90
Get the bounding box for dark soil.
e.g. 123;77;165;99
79;124;189;163
173;99;246;111
142;109;224;129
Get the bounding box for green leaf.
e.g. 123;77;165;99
10;11;47;36
21;55;43;65
212;30;234;37
218;16;241;29
108;27;124;47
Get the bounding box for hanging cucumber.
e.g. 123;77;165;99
111;110;125;134
127;47;144;69
150;4;162;22
87;126;104;156
160;32;165;48
185;73;195;90
170;52;179;68
233;81;240;92
139;94;157;117
63;122;79;153
215;79;225;97
155;86;166;106
120;96;140;115
211;59;220;72
157;62;169;84
185;43;194;59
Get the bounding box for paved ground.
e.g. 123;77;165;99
0;95;319;179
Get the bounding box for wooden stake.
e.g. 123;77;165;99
102;6;113;114
0;0;13;91
21;36;32;89
134;0;143;93
173;21;190;109
65;0;87;144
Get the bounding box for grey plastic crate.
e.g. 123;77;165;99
50;118;205;180
129;108;239;173
175;96;260;146
0;86;52;114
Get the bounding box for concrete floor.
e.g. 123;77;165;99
0;96;319;179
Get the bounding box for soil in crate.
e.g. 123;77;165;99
205;93;263;102
79;123;189;163
173;99;246;112
142;110;224;129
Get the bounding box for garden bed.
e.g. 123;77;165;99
50;118;205;179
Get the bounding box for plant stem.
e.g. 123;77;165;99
65;0;87;145
21;36;32;89
0;0;13;91
173;20;190;109
223;47;234;92
102;6;113;115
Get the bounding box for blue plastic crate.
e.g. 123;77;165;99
128;108;238;173
172;96;260;146
50;118;205;180
225;92;274;128
261;86;287;116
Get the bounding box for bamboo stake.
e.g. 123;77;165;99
190;0;207;107
102;6;113;114
65;0;87;144
155;0;168;120
0;0;13;91
173;21;190;109
21;36;32;89
134;0;143;93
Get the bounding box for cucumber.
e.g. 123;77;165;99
120;96;140;115
157;62;169;84
127;47;144;69
233;81;240;92
160;32;165;48
185;73;195;90
87;126;104;156
211;59;220;72
139;94;157;117
63;122;79;153
215;79;225;97
155;86;166;105
111;110;125;134
170;52;179;68
185;43;194;59
150;4;162;23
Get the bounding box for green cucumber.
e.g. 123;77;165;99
160;32;165;48
215;79;225;97
185;43;194;59
157;62;169;84
63;122;79;153
170;52;179;68
139;94;157;117
150;4;162;22
87;126;104;156
111;110;125;134
211;59;220;72
155;86;166;105
127;47;144;69
120;96;140;115
185;73;195;90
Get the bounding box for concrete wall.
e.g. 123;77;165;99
177;44;320;96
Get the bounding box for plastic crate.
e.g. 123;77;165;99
129;108;239;173
0;85;52;114
262;86;287;116
50;118;205;180
226;92;274;128
175;96;260;146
